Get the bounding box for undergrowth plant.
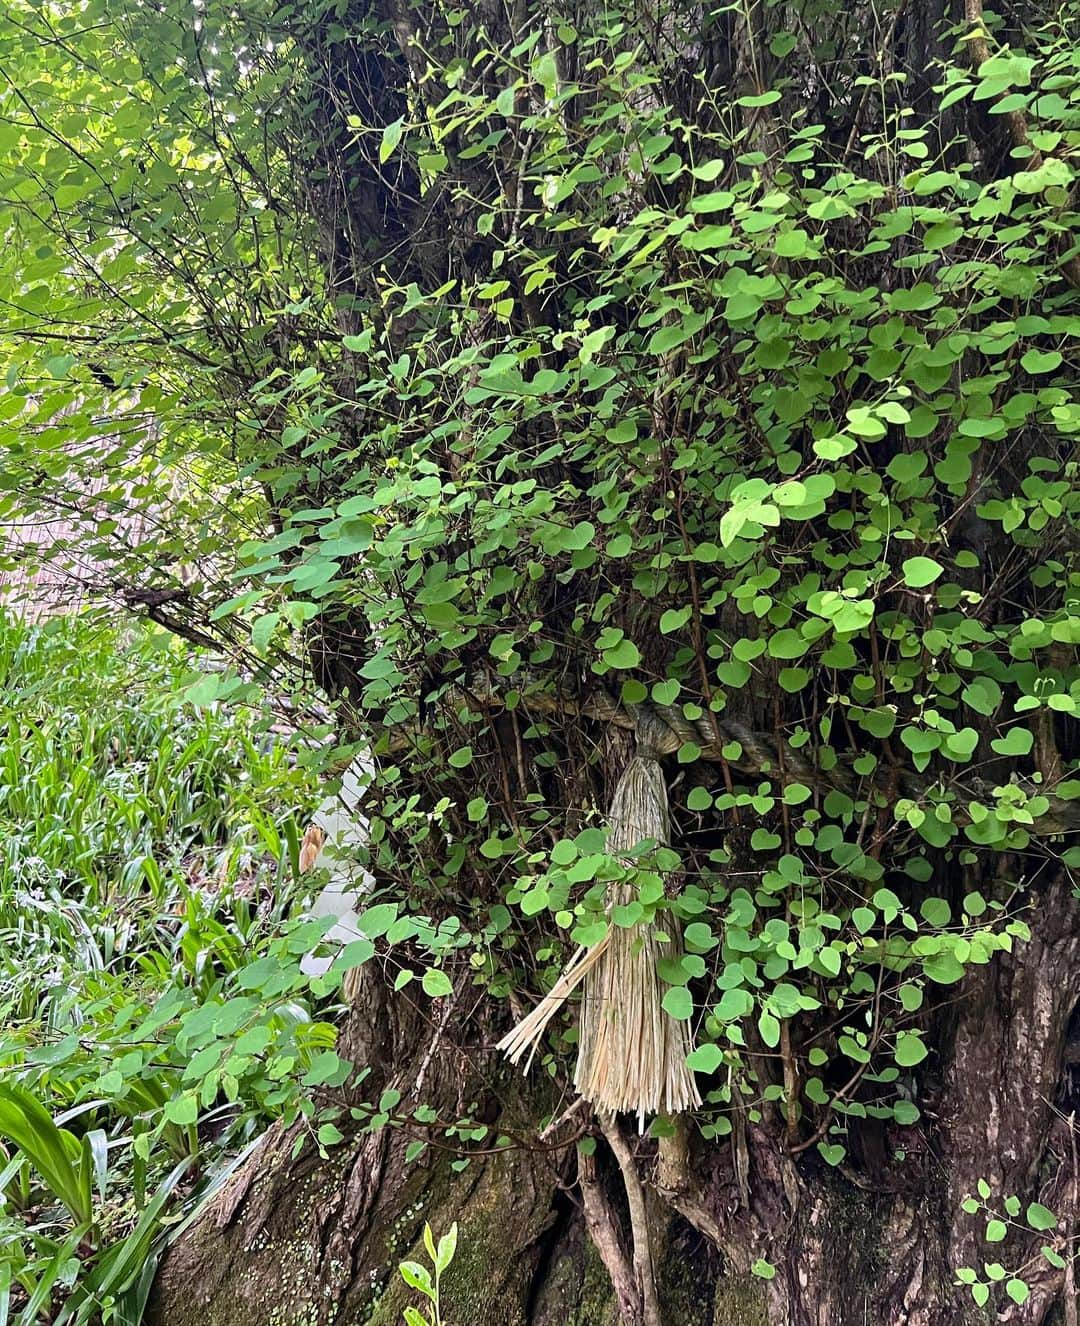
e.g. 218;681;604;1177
0;612;337;1324
400;1223;458;1326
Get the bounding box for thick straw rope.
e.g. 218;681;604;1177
390;685;1080;830
497;708;701;1122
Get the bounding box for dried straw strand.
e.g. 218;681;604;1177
496;935;611;1072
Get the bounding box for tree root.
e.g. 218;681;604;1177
654;1120;727;1251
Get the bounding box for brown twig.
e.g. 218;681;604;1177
780;1019;800;1149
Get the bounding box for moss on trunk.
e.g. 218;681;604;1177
360;1148;559;1326
712;1275;768;1326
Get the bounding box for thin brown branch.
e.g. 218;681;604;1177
600;1116;661;1326
579;1146;641;1326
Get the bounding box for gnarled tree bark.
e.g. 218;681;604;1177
149;856;1080;1326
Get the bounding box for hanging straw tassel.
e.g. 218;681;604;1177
574;749;700;1124
498;717;700;1124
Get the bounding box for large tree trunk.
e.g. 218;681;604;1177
135;0;1080;1321
149;861;1080;1326
148;962;626;1326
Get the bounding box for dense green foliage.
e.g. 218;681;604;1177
0;614;329;1322
2;0;1080;1318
